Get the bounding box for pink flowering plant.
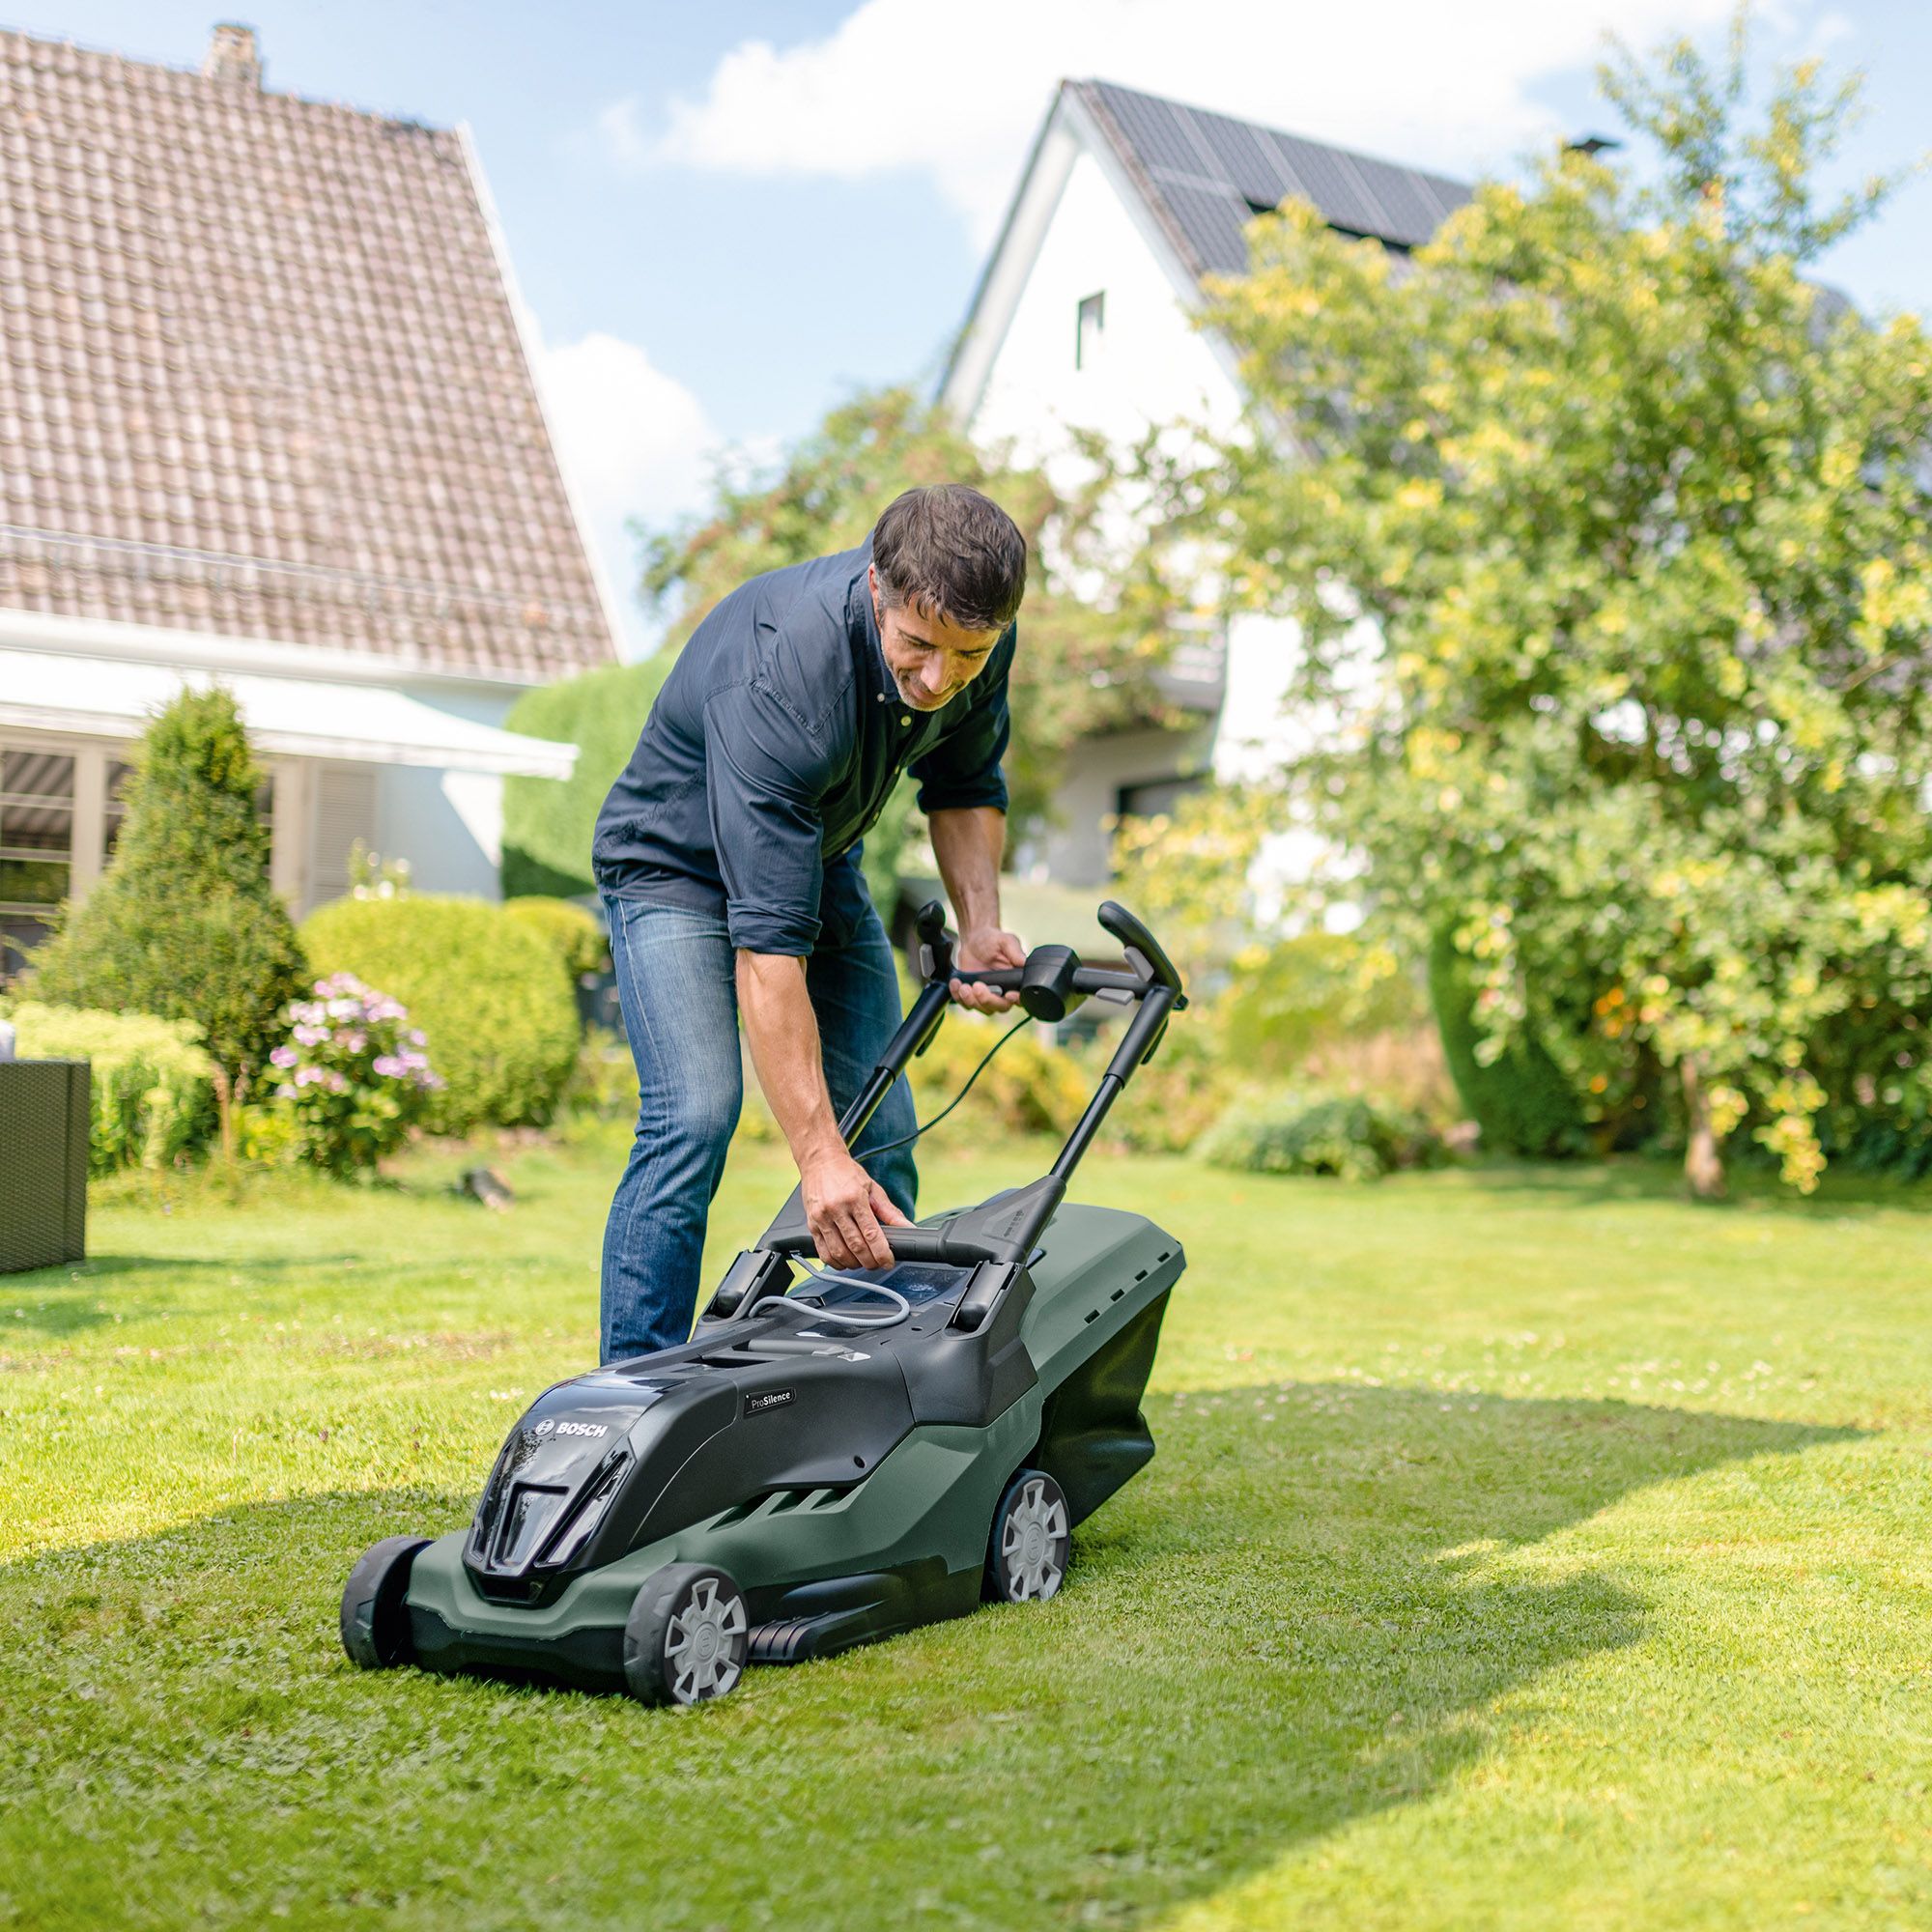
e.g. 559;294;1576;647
269;973;442;1174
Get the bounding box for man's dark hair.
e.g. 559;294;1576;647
870;484;1028;633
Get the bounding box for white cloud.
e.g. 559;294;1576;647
593;95;650;173
537;331;719;660
651;0;1747;246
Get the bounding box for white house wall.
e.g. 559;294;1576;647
1028;722;1214;888
967;146;1239;477
961;131;1313;871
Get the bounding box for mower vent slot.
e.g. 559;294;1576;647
1083;1309;1100;1324
1110;1287;1125;1301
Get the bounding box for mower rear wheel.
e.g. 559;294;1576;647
623;1563;750;1706
340;1535;430;1669
985;1468;1070;1603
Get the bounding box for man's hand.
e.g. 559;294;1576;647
951;924;1027;1012
801;1146;911;1270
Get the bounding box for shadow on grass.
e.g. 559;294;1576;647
1;1252;371;1338
0;1384;1857;1927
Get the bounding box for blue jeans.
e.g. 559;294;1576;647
599;895;919;1361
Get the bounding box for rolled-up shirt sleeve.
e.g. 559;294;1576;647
911;627;1013;815
704;681;837;954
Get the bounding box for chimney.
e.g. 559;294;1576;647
203;23;263;87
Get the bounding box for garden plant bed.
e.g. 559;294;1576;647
3;1128;1929;1928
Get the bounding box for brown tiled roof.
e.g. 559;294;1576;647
0;28;616;682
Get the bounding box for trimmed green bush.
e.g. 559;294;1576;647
503;896;608;982
300;896;579;1134
1427;927;1586;1158
501;657;674;898
4;1000;216;1174
908;1017;1089;1138
1203;1090;1441;1181
27;688;308;1154
1085;1022;1234;1154
1217;930;1426;1076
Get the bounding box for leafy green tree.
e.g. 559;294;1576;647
639;384;1179;840
1139;20;1932;1194
30;688;308;1159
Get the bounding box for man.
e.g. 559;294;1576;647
591;484;1030;1362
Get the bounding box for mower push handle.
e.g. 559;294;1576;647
768;1224;1003;1267
1097;900;1185;996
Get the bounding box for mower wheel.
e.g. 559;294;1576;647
984;1467;1070;1603
623;1563;750;1707
340;1535;430;1669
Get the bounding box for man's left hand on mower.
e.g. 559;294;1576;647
951;927;1026;1012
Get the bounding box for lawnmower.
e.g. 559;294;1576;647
340;899;1188;1705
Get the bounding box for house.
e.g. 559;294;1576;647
941;80;1469;887
0;25;619;981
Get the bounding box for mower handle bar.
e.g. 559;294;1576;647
753;898;1185;1269
913;898;1186;1020
766;1223;1004;1267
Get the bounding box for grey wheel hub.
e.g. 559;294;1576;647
1000;1476;1068;1600
664;1576;747;1703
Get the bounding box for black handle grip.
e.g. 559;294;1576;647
1098;901;1186;1000
766;1223;1002;1266
881;1226;1003;1265
912;900;955;982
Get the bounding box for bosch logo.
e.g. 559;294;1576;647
531;1418;608;1440
532;1418;555;1437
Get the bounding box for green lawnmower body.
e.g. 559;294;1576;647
401;1203;1182;1690
343;900;1190;1703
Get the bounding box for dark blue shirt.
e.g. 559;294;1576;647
592;542;1013;955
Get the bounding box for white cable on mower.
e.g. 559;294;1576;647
771;1264;915;1329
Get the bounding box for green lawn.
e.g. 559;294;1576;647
4;1129;1930;1929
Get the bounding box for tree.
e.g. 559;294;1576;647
639;385;1183;842
1139;17;1932;1195
30;688;309;1159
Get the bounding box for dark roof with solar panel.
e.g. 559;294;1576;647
1071;79;1472;278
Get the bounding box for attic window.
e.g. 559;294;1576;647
1075;291;1105;370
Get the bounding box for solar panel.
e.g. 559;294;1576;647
1085;80;1472;258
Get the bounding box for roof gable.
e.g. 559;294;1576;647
0;29;617;682
943;78;1473;419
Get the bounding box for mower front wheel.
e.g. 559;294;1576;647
984;1467;1070;1603
340;1535;430;1669
623;1563;750;1707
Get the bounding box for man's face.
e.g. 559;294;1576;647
869;564;1004;712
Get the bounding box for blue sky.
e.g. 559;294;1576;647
20;1;1932;654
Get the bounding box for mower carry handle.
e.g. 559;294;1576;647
767;1224;1003;1268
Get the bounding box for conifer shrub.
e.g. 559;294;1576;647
27;688;308;1156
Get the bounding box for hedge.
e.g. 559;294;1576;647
501;657;674;899
300;896;580;1134
4;1001;217;1173
1427;927;1586;1158
502;896;608;981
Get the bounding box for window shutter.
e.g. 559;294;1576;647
310;765;378;905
